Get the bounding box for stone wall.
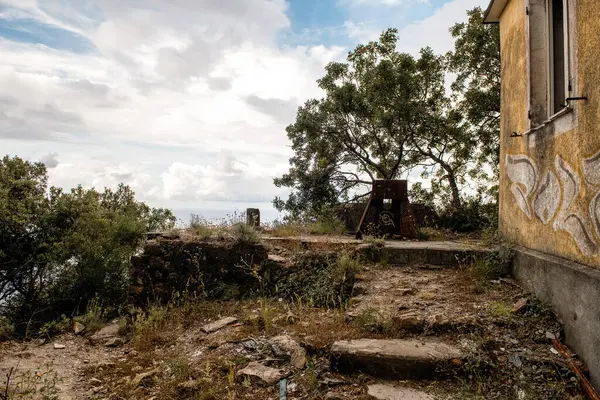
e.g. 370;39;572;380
129;237;269;306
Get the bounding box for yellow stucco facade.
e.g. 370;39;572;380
495;0;600;267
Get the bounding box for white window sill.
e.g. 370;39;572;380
524;106;573;136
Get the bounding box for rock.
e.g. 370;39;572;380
131;367;160;387
393;313;424;331
396;287;416;296
91;322;121;343
201;317;238;334
331;339;463;379
512;298;529;313
320;377;345;387
178;380;201;391
131;365;144;373
104;337;125;348
270;335;307;369
352;282;369;296
273;311;297;325
73;321;86;334
236;361;287;386
324;392;348;400
53;343;66;350
89;378;102;386
367;384;434;400
268;254;287;263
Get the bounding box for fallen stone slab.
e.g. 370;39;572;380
236;361;287;386
131;367;161;387
331;339;462;379
368;384;434;400
91;322;120;343
201;317;237;334
269;335;307;369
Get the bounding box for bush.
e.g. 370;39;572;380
439;196;498;233
0;155;176;336
231;223;260;244
274;251;362;308
469;246;514;283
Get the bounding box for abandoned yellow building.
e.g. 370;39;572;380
485;0;600;389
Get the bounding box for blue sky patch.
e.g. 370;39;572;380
0;17;95;53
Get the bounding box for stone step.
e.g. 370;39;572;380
367;384;435;400
330;339;463;380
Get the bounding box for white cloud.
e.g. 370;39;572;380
0;0;344;217
0;0;487;219
344;0;489;55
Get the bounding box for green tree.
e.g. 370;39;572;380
447;7;501;168
0;155;176;334
275;29;459;216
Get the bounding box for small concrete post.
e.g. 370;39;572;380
246;208;260;228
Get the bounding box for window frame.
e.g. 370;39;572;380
525;0;578;146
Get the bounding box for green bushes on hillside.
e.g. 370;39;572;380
0;155;175;336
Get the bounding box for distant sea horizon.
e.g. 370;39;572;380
171;207;283;227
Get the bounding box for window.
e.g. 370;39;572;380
548;0;568;115
527;0;576;135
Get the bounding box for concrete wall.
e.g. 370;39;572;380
498;0;600;267
513;246;600;389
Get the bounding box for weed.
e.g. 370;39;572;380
275;251;362;308
38;315;70;339
74;297;105;333
489;302;512;319
189;214;213;238
259;299;274;333
363;236;385;247
132;305;172;350
468;246;514;288
0;318;14;341
1;364;60;400
231;223;260;245
168;356;192;381
270;220;306;237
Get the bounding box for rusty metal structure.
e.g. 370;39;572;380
355;180;417;239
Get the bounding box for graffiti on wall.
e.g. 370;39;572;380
506;150;600;257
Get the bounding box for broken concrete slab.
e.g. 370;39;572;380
91;322;120;343
367;384;434;400
268;254;287;263
104;337;124;348
331;338;462;379
269;335;307;369
201;317;237;334
236;361;287;386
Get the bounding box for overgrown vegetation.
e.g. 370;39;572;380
274;7;500;230
0;155;176;337
467;246;515;290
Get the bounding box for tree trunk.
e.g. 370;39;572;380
446;170;462;210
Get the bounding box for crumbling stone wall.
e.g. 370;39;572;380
130;237;268;307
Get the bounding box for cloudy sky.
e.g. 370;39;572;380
0;0;489;223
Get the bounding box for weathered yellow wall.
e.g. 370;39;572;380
499;0;600;267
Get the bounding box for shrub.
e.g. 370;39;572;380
231;223;260;244
189;214;213;238
274;251;362;308
469;246;514;283
0;155;175;336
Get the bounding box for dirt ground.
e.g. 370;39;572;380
0;248;589;400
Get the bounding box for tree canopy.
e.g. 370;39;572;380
0;155;176;333
275;7;501;217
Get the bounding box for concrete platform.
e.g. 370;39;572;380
263;236;489;266
330;338;463;379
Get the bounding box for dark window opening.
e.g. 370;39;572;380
551;0;566;114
